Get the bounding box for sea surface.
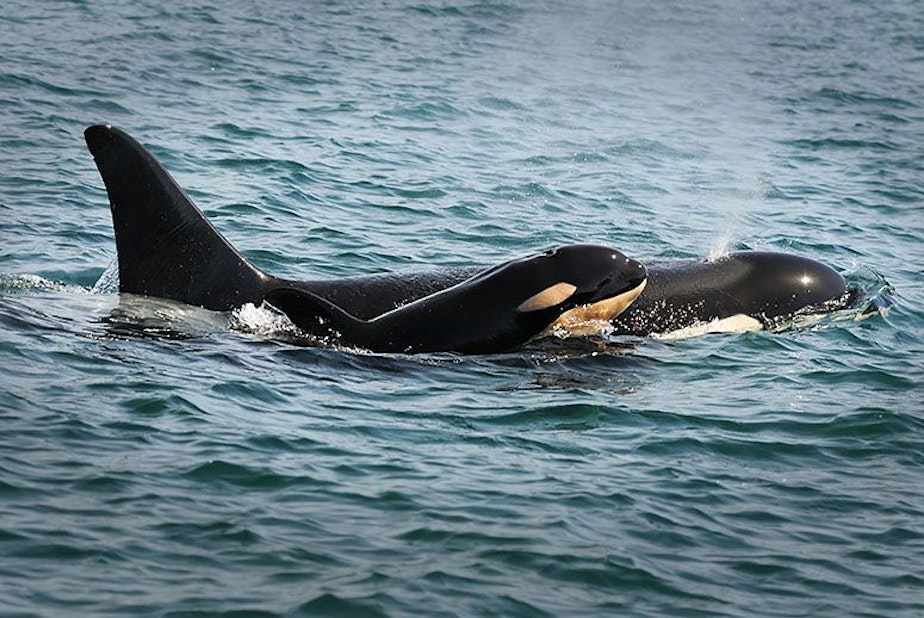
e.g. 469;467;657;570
1;1;922;616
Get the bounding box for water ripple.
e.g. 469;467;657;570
1;1;922;616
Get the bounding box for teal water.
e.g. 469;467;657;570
1;1;922;616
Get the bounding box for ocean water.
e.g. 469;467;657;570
1;1;922;616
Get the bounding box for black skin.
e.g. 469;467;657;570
611;251;857;335
85;125;645;354
84;124;855;350
266;245;646;354
277;251;856;336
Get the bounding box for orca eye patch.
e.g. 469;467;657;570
517;282;577;312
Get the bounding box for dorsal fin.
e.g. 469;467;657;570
85;125;269;310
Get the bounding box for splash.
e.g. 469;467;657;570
0;273;85;295
230;302;297;338
90;259;119;294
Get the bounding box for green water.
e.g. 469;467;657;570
1;1;922;616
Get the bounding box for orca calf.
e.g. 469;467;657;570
265;245;647;354
84;124;855;351
84;125;647;354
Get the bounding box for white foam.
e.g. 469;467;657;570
230;302;297;337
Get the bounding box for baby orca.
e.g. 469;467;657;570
84;124;646;354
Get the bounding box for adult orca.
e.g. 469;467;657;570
84;124;647;354
610;251;858;337
84;124;855;349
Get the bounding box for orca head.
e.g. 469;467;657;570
511;244;648;336
720;252;851;322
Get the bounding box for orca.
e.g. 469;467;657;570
327;251;857;339
84;124;647;354
609;251;857;337
265;245;647;354
84;124;855;350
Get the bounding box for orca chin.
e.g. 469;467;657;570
84;124;856;352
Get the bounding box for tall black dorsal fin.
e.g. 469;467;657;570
85;125;270;310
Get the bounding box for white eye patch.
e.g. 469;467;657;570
516;282;577;312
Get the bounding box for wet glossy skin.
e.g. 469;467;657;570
86;125;648;354
86;124;853;350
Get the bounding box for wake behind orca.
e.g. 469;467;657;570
83;124;856;353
